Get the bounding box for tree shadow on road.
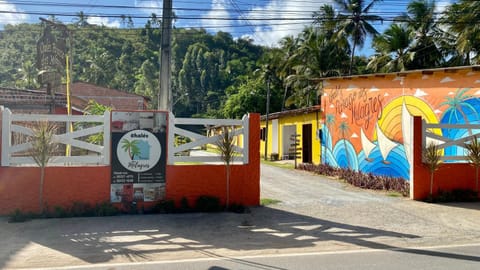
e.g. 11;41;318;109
1;206;477;268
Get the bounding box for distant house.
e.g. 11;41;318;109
59;82;149;111
0;82;149;114
260;106;323;164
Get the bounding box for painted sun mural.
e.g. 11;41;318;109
321;68;480;180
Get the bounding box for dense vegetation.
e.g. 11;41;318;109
1;0;480;118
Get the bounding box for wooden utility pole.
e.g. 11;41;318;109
158;0;173;111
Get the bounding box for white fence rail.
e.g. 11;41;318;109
423;120;480;162
1;106;250;166
168;113;249;164
1;107;110;166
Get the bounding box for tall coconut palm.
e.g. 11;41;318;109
121;139;140;160
441;0;480;65
367;24;415;72
332;0;383;75
396;0;442;69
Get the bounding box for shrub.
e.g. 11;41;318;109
228;203;248;213
298;163;410;197
94;202;119;216
195;195;221;212
178;197;191;213
8;209;31;223
152;199;176;214
71;201;94;217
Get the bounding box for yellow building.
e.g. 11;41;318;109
260;106;323;164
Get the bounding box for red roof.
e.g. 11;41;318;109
59;82;149;110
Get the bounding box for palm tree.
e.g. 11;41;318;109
441;0;480;65
73;11;89;27
16;60;39;89
396;0;442;69
440;88;476;126
338;120;351;168
216;126;237;210
423;142;442;196
367;24;415;72
30;121;58;214
465;136;480;192
121;139;140;160
332;0;383;75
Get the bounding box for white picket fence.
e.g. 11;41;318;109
1;106;250;166
167;113;249;165
1;107;110;166
423;120;480;162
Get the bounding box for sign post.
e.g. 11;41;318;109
110;111;168;205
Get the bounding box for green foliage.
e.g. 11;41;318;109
298;163;410;196
425;189;479;203
423;142;442;195
195;195;222;212
152;199;177;214
466;136;480;192
9;201;118;221
260;198;281;206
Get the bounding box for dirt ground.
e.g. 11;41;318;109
1;164;480;269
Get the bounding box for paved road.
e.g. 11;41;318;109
26;243;480;270
1;164;480;269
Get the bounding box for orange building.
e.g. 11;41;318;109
320;65;480;181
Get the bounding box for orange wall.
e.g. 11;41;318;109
0;113;260;215
412;116;477;200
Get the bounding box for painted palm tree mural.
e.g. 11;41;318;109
121;139;140;160
338;120;352;168
321;68;480;181
440;88;480;159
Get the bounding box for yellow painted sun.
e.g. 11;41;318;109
376;96;440;143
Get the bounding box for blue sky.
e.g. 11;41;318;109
0;0;455;55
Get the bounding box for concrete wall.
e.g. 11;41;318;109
411;116;477;200
0;113;260;215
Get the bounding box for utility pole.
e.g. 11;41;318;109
158;0;173;111
264;77;270;161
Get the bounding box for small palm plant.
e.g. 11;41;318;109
30;121;58;214
216;126;237;210
465;136;480;192
422;142;442;196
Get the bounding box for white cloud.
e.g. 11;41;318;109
434;109;442;114
87;17;120;28
329;104;334;108
474;90;480;96
370;86;379;92
440;76;455;83
351;133;358;138
414;88;427;97
135;0;163;14
244;0;333;46
341;112;347;118
201;0;234;34
0;1;28;26
346;84;357;91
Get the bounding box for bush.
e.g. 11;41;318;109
228;203;248;213
94;202;119;216
426;189;479;203
8;209;31;223
178;197;191;213
195;195;221;212
152;199;176;214
298;163;410;197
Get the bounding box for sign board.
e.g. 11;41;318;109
110;111;167;203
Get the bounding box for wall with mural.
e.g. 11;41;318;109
321;66;480;180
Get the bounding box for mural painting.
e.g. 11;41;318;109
321;67;480;180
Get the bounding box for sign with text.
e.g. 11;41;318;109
111;111;167;203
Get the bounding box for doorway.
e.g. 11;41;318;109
302;124;312;163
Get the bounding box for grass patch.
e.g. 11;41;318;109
387;192;403;197
261;159;295;169
261;198;281;206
